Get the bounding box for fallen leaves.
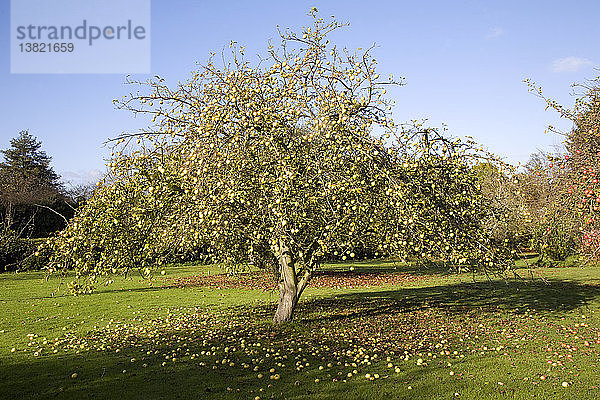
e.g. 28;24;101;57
164;270;428;291
10;274;600;398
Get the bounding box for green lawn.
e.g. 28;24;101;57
1;261;600;399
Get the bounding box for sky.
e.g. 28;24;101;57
1;0;599;187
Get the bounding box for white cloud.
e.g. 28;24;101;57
60;169;104;186
485;27;504;39
551;56;593;73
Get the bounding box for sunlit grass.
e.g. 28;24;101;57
1;261;599;399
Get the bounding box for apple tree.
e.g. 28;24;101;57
47;11;514;323
528;78;600;263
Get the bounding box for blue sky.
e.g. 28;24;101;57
1;0;599;186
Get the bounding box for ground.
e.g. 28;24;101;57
1;260;600;399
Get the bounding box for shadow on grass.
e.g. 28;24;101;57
0;348;450;400
0;351;270;400
298;279;600;324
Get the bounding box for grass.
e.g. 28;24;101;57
1;261;600;399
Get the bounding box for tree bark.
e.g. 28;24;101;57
273;240;298;324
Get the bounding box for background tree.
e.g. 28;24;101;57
519;152;578;263
528;77;600;263
0;131;60;185
471;162;530;256
0;130;70;238
48;11;514;323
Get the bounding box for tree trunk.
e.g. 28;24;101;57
273;240;298;324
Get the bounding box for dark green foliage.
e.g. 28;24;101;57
0;237;47;272
532;220;578;263
0;131;60;186
0;131;72;239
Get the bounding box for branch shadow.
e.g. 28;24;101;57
297;279;600;324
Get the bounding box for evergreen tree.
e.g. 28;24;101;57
0;130;61;199
0;131;68;237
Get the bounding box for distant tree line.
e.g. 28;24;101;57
0;131;95;271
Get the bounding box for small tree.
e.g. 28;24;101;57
49;11;513;323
